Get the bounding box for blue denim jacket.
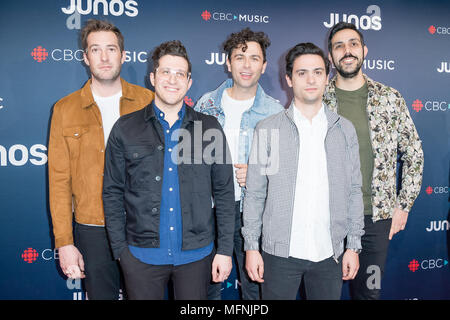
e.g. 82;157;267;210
194;79;284;207
194;79;284;164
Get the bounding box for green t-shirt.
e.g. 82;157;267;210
335;83;374;216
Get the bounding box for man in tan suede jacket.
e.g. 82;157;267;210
48;19;153;300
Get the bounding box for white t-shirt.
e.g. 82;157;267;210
221;89;255;201
289;104;333;262
92;90;122;147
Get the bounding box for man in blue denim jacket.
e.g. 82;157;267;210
194;28;284;300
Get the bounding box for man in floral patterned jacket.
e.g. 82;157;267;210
324;22;424;300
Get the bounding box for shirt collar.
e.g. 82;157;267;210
293;103;327;123
152;101;186;123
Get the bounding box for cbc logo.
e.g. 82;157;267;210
0;144;47;167
408;258;449;272
31;46;147;63
425;186;449;194
411;99;449;112
428;25;450;35
21;247;59;264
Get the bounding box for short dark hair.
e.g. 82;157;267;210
223;28;271;62
152;40;192;73
285;42;330;79
328;22;364;53
80;19;124;52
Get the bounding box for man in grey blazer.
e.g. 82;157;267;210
242;42;364;300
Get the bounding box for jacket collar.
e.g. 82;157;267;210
213;78;272;115
80;77;134;109
285;100;339;129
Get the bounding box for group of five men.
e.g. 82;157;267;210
48;19;423;300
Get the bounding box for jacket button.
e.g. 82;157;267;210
133;153;139;158
157;145;163;151
155;176;161;181
152;208;157;213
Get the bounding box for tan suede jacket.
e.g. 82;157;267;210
48;78;154;248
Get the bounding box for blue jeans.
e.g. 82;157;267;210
208;201;260;300
261;251;343;300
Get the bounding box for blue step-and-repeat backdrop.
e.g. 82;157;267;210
0;0;448;300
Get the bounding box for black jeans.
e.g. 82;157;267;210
208;201;260;300
261;251;343;300
349;216;391;300
74;223;121;300
120;247;213;300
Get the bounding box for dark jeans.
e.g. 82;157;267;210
349;216;391;300
208;201;260;300
120;247;213;300
74;223;121;300
261;251;343;300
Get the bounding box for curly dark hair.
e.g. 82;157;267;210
223;28;271;62
152;40;191;73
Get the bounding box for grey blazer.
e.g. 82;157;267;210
242;102;364;262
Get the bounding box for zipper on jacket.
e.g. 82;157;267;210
285;112;300;256
324;120;340;264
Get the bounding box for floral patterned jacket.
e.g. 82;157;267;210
323;74;424;222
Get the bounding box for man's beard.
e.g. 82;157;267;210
333;53;364;79
91;65;121;83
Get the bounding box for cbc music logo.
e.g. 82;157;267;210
30;46;148;63
428;25;450;35
411;99;449;112
20;247;59;264
408;258;449;272
201;10;270;24
324;5;382;31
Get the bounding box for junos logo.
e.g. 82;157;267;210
62;0;139;30
437;62;450;73
426;220;449;232
324;5;382;31
62;0;138;16
0;144;47;167
205;52;227;65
